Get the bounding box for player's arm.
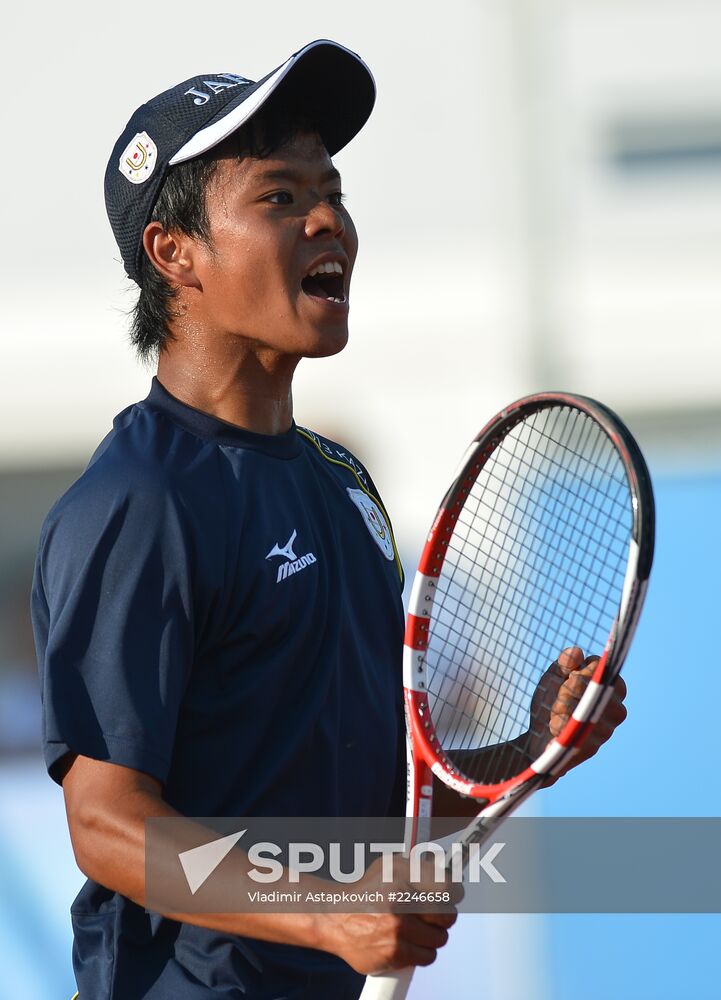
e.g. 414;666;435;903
61;754;455;975
432;646;627;817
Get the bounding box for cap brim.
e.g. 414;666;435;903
169;39;375;165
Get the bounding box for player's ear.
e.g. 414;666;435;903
142;222;203;290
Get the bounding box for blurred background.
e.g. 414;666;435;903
2;0;720;996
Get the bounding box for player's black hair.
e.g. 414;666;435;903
131;102;322;362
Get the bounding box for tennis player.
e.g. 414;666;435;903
32;40;626;1000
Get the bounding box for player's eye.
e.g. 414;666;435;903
328;191;347;207
265;190;293;205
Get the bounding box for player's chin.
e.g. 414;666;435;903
306;331;349;358
301;320;350;358
293;292;350;357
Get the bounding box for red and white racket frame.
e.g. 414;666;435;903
404;392;654;840
359;392;654;1000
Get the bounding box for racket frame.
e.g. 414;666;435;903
403;391;654;826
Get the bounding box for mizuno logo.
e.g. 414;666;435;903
266;529;318;584
266;529;299;562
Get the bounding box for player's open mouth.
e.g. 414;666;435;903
301;260;347;304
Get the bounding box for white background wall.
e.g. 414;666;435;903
3;0;721;550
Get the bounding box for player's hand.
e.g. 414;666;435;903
325;908;457;975
528;645;627;783
320;857;458;974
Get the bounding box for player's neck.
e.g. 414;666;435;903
157;339;297;437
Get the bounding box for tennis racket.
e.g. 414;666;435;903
360;391;655;1000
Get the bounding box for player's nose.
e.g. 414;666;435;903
305;200;345;240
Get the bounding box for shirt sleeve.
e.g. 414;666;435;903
32;468;195;785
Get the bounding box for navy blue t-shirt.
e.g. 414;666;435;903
32;378;405;999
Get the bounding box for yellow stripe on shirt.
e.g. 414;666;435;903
297;427;404;585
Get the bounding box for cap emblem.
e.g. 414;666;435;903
119;131;158;185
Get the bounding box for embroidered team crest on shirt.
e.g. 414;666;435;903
347;489;394;561
119;132;158;184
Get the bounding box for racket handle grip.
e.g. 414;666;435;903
358;967;414;1000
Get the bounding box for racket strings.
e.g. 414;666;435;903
430;409;607;754
440;407;629;757
435;418;629;767
452;410;628;584
425;405;633;785
476;422;628;632
436;409;621;722
451;480;627;631
452;415;625;757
